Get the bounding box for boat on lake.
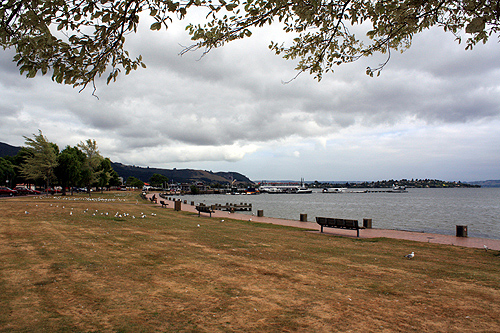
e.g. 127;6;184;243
391;185;407;192
296;186;313;194
259;179;312;194
322;187;347;193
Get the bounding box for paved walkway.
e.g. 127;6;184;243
151;195;500;251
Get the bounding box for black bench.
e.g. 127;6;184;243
316;217;364;237
160;200;168;208
196;205;214;217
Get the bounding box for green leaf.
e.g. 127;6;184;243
150;22;162;30
465;17;485;34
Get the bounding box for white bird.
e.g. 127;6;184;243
484;245;489;251
197;224;200;227
404;252;415;259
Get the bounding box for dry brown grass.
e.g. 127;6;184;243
1;192;499;332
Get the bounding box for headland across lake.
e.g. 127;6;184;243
149;193;500;251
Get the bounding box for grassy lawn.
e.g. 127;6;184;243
1;192;499;332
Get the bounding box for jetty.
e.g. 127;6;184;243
213;202;253;211
362;189;408;193
341;185;408;193
159;194;252;211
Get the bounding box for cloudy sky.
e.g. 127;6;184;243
1;14;499;182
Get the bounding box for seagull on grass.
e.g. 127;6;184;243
404;252;415;259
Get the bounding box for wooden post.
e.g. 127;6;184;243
300;214;307;222
456;225;468;237
174;200;181;211
363;218;372;229
257;210;264;217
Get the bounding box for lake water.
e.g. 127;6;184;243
171;188;500;240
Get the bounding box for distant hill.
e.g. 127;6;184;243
468;180;500;187
0;141;253;184
0;142;21;157
111;162;253;185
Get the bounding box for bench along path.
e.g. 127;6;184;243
146;193;500;251
195;205;215;217
316;217;363;237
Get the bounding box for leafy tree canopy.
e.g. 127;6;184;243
96;157;113;191
55;145;86;194
126;176;144;189
0;157;15;184
20;130;59;188
108;169;122;187
1;0;497;88
190;184;200;194
77;139;104;192
149;173;169;187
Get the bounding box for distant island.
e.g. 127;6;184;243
311;179;482;188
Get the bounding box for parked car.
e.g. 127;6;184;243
43;187;62;195
14;186;30;195
15;187;41;195
0;187;18;196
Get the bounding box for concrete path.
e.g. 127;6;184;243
152;195;500;251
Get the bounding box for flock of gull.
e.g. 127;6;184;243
23;195;156;220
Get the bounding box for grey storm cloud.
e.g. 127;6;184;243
1;22;499;181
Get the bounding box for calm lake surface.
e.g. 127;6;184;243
172;188;500;240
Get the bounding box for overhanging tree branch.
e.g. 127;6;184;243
1;0;499;89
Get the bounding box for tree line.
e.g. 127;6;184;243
125;174;169;191
0;131;120;195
